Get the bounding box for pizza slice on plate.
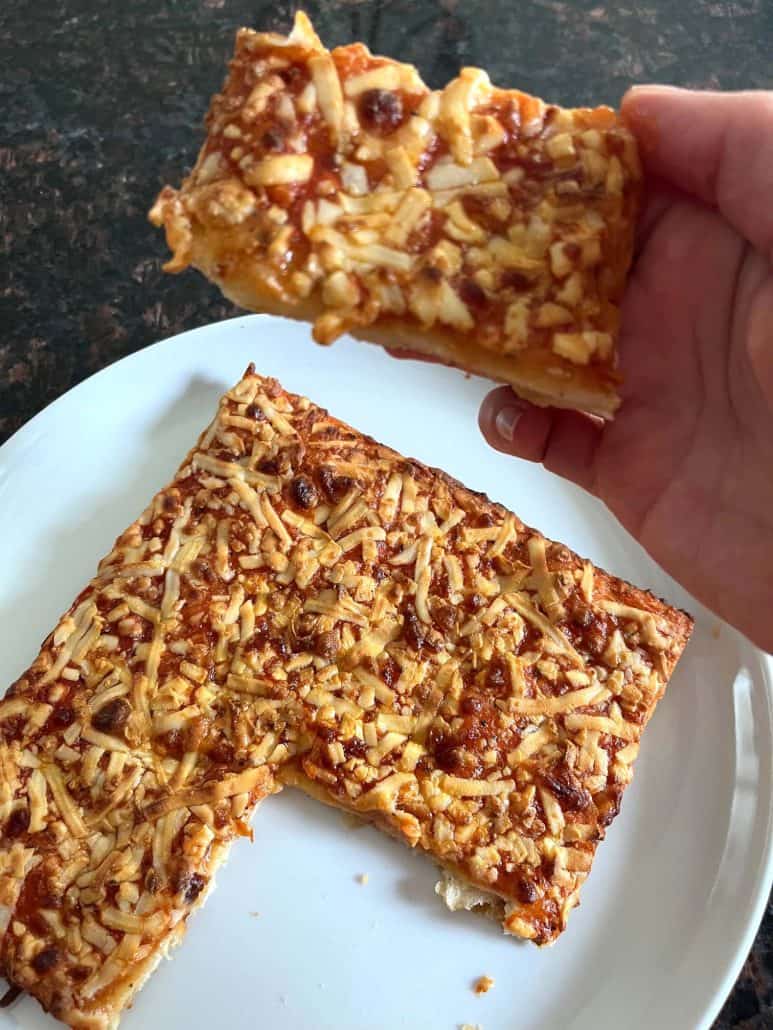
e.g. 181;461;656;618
150;13;642;417
1;368;690;1027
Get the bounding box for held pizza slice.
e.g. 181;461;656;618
1;368;689;1027
150;12;642;418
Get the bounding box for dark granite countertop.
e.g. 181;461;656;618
1;1;772;1025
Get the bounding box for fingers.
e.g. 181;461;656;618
478;387;604;495
622;86;773;259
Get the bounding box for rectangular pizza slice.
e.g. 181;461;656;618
1;368;690;1028
149;12;642;418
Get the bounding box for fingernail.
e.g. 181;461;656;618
495;405;523;442
627;83;681;97
622;85;681;143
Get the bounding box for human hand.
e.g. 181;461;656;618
479;87;773;652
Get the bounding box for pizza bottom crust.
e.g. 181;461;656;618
434;870;508;925
186;250;621;420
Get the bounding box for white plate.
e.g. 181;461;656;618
1;315;771;1030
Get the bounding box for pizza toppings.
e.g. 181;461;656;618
474;975;495;995
359;88;405;132
150;12;642;417
90;697;131;737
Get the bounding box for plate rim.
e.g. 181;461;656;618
1;313;772;1030
703;650;773;1027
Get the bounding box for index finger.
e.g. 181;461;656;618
622;86;773;260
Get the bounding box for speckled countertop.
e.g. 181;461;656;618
1;0;772;1024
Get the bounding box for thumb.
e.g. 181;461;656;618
622;86;773;260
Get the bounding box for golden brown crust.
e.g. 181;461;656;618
149;12;642;418
1;368;690;1027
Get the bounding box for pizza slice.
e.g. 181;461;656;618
149;12;642;418
2;368;690;1027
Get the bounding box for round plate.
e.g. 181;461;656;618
1;315;771;1030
